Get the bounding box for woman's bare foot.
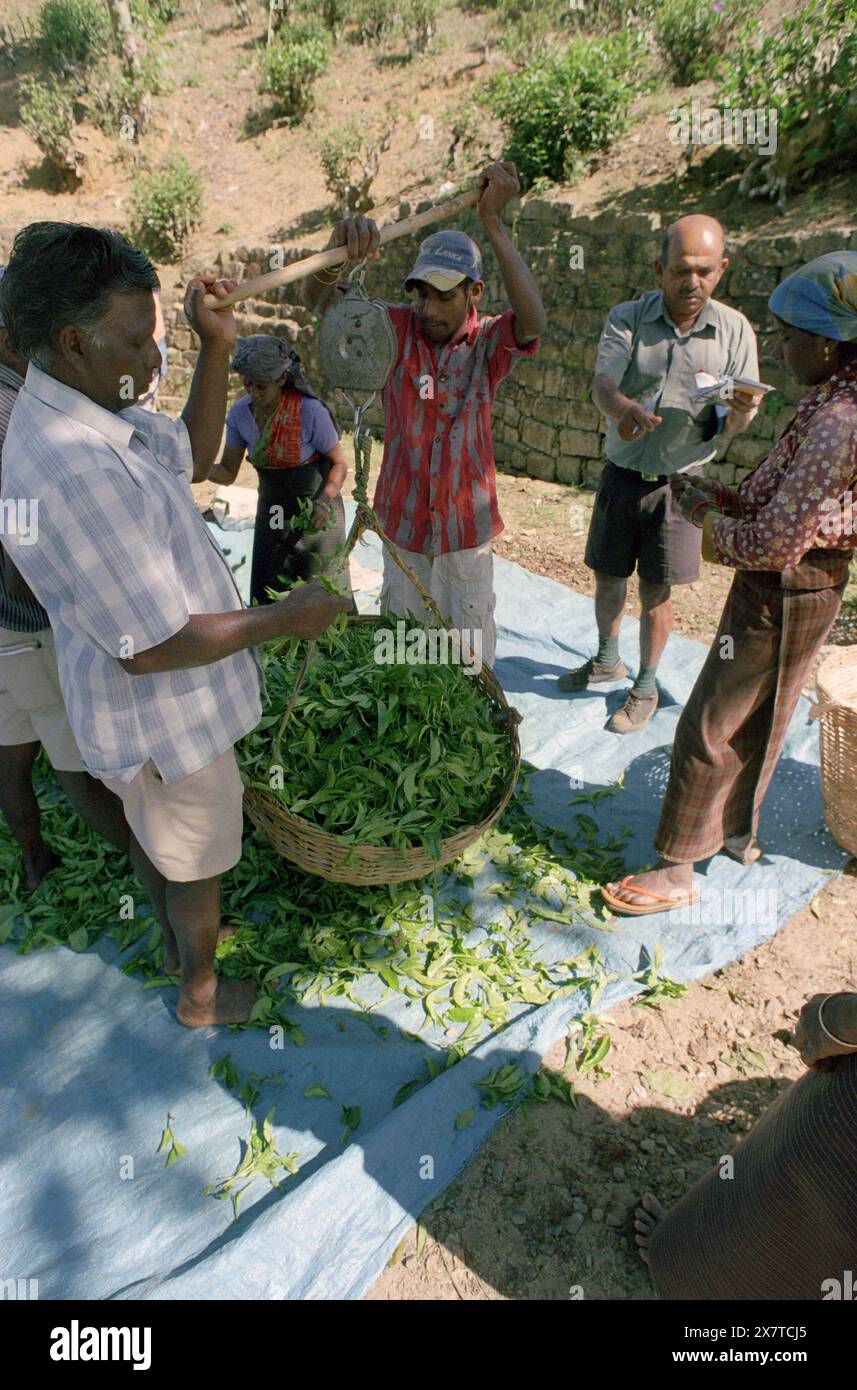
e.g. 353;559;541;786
608;863;693;907
23;844;60;892
634;1192;667;1265
164;924;237;978
176;977;258;1028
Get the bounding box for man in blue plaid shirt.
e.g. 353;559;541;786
1;223;347;1027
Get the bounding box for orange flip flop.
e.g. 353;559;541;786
601;875;699;917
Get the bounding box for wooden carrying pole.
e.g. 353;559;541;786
200;186;482;310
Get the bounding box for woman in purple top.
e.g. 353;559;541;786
209;336;350;605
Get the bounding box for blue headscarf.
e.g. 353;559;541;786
768;251;857;341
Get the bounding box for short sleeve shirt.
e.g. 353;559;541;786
0;365;262;784
225;393;340;462
595;290;759;476
373;304;540;556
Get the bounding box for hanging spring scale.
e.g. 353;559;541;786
318;259;398;545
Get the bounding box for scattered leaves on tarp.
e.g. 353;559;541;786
203;1109;300;1221
156;1112;186;1169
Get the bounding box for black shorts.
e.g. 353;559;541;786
584;459;704;586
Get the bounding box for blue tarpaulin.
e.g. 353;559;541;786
0;512;843;1299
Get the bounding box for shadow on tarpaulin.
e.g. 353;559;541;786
0;533;845;1301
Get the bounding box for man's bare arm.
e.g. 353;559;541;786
120;584;349;675
592;373;662;442
180;277;237;481
476;163;546;344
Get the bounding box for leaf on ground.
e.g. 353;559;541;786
720;1045;767;1075
415;1221;428;1260
643;1069;693;1100
455;1108;474;1131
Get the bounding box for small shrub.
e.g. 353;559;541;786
38;0;111;71
129;0;180;36
442;100;494;172
401;0;438;54
654;0;752;86
318;0;352;35
128;154;203;261
351;0;398;45
319;118;392;215
716;0;857;204
19;74;83;190
259;17;332;121
483;32;646;188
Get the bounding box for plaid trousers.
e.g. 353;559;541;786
655;568;845;863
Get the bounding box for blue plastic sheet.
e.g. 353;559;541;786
0;513;844;1300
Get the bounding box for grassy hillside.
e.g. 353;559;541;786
1;0;854;271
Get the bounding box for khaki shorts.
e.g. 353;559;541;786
0;625;84;772
380;540;497;667
100;748;245;883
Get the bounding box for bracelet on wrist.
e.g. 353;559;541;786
818;993;857;1050
689;499;716;527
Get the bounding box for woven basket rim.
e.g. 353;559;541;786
817;646;857;709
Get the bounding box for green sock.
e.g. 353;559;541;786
596;635;620;667
633;666;657;697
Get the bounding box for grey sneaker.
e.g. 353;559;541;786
607;689;658;733
557;656;628;692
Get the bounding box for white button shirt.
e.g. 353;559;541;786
0;365;261;784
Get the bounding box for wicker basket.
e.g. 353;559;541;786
813;648;857;858
242;616;522;884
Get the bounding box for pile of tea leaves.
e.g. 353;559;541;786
238;617;518;857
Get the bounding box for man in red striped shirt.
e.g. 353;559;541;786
304;162;545;666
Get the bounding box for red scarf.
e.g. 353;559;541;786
265;386;304;469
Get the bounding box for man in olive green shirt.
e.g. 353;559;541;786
558;215;760;732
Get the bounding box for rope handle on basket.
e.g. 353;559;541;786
272;638;314;761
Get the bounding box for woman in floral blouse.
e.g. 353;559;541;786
602;251;857;914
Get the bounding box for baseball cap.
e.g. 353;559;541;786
405;230;483;292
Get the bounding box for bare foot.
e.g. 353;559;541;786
634;1192;667;1265
176;977;258;1028
23;845;61;892
164;924;237;978
608;863;693;907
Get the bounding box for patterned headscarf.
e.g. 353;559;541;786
768;251;857;342
229;333;338;431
